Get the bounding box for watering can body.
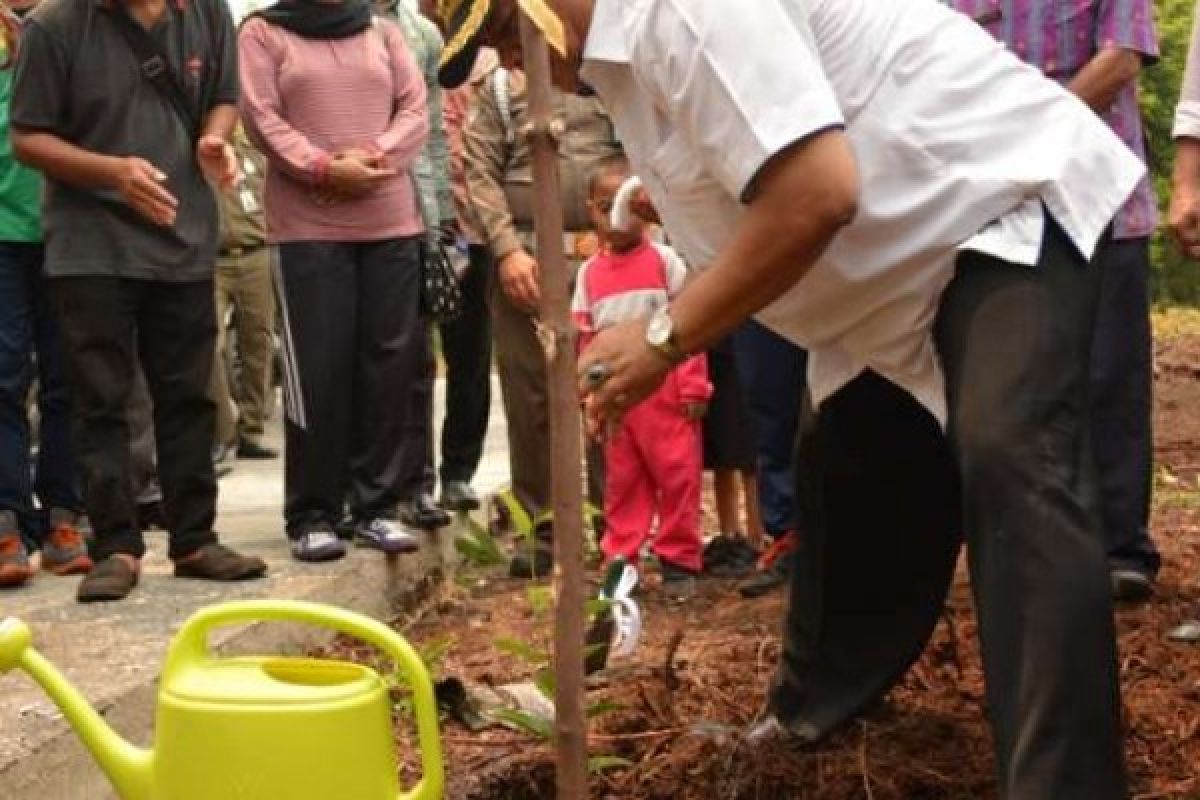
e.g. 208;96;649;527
0;601;443;800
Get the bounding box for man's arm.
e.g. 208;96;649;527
669;132;858;356
1071;0;1159;112
463;77;522;261
1067;47;1142;112
201;102;238;144
418;15;455;224
9;20;177;224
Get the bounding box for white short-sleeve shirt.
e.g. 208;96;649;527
581;0;1144;425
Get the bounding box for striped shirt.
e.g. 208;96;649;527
238;17;429;244
945;0;1159;240
572;238;711;403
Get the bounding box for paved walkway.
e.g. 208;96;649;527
0;378;510;799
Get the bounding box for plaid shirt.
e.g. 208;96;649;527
945;0;1159;239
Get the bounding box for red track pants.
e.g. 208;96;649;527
601;378;704;572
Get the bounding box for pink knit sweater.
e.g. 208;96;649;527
238;17;429;243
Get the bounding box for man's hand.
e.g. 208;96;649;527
325;153;396;199
498;249;541;311
683;401;708;421
113;157;178;227
1169;186;1200;260
578;319;672;438
630;186;661;226
196;134;239;190
1172;139;1200;260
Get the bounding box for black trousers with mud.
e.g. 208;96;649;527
770;219;1126;799
275;238;427;536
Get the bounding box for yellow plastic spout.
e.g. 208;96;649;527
0;618;153;800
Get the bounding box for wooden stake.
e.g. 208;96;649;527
517;13;589;800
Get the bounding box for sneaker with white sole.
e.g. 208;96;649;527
291;528;347;563
355;518;420;555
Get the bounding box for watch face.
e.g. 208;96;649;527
647;310;672;346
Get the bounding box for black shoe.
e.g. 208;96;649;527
440;480;481;512
739;559;790;599
703;534;760;578
237;437;279;460
1111;568;1155;604
402;494;452;531
509;545;554;579
660;560;697;602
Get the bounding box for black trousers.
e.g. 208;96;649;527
770;219;1125;799
1090;237;1158;576
438;243;493;485
275;238;426;536
51;277;218;561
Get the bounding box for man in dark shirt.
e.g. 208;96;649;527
11;0;268;602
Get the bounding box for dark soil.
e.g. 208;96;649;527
330;320;1200;799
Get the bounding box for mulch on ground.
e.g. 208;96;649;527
327;314;1200;799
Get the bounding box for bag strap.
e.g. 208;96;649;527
109;5;200;139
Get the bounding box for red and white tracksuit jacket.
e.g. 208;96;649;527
572;238;712;572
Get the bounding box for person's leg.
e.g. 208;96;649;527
713;469;739;535
51;277;144;561
275;242;357;537
128;364;163;515
0;243;39;549
490;274;551;522
643;401;704;574
28;246;89;574
230;248;277;449
731;320;806;539
766;372;961;741
395;315;444;530
136;279;220;560
1089;237;1158;591
209;260;239;454
936;221;1125;799
347;237;426;520
438;243;493;496
742;470;766;546
600;410;655;566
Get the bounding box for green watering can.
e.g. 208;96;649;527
0;600;443;800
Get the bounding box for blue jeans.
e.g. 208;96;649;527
732;320;807;537
0;242;79;548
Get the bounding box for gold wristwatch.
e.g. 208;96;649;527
646;306;686;364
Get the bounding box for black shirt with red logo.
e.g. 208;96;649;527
11;0;237;280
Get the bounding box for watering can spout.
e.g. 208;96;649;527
1;617;154;800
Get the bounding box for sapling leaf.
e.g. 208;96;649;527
588;755;633;775
491;708;554;740
494;636;548;665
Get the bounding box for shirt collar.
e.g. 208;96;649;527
582;0;631;64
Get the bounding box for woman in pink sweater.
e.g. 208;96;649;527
239;0;430;563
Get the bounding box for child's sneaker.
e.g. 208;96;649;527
660;560;697;602
41;512;94;576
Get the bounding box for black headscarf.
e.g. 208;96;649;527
256;0;373;40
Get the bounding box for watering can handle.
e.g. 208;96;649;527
163;600;444;800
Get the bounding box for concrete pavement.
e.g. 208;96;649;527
0;378;510;799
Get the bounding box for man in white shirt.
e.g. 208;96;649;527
437;1;1141;796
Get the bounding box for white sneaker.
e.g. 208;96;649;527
355;518;420;555
291;530;346;563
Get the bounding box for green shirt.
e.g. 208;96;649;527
0;63;42;243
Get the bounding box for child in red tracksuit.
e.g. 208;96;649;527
572;156;712;598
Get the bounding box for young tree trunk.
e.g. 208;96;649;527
517;13;589;800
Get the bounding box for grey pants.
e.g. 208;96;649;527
770;217;1125;799
274;238;427;536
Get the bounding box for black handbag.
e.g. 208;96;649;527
418;228;464;322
